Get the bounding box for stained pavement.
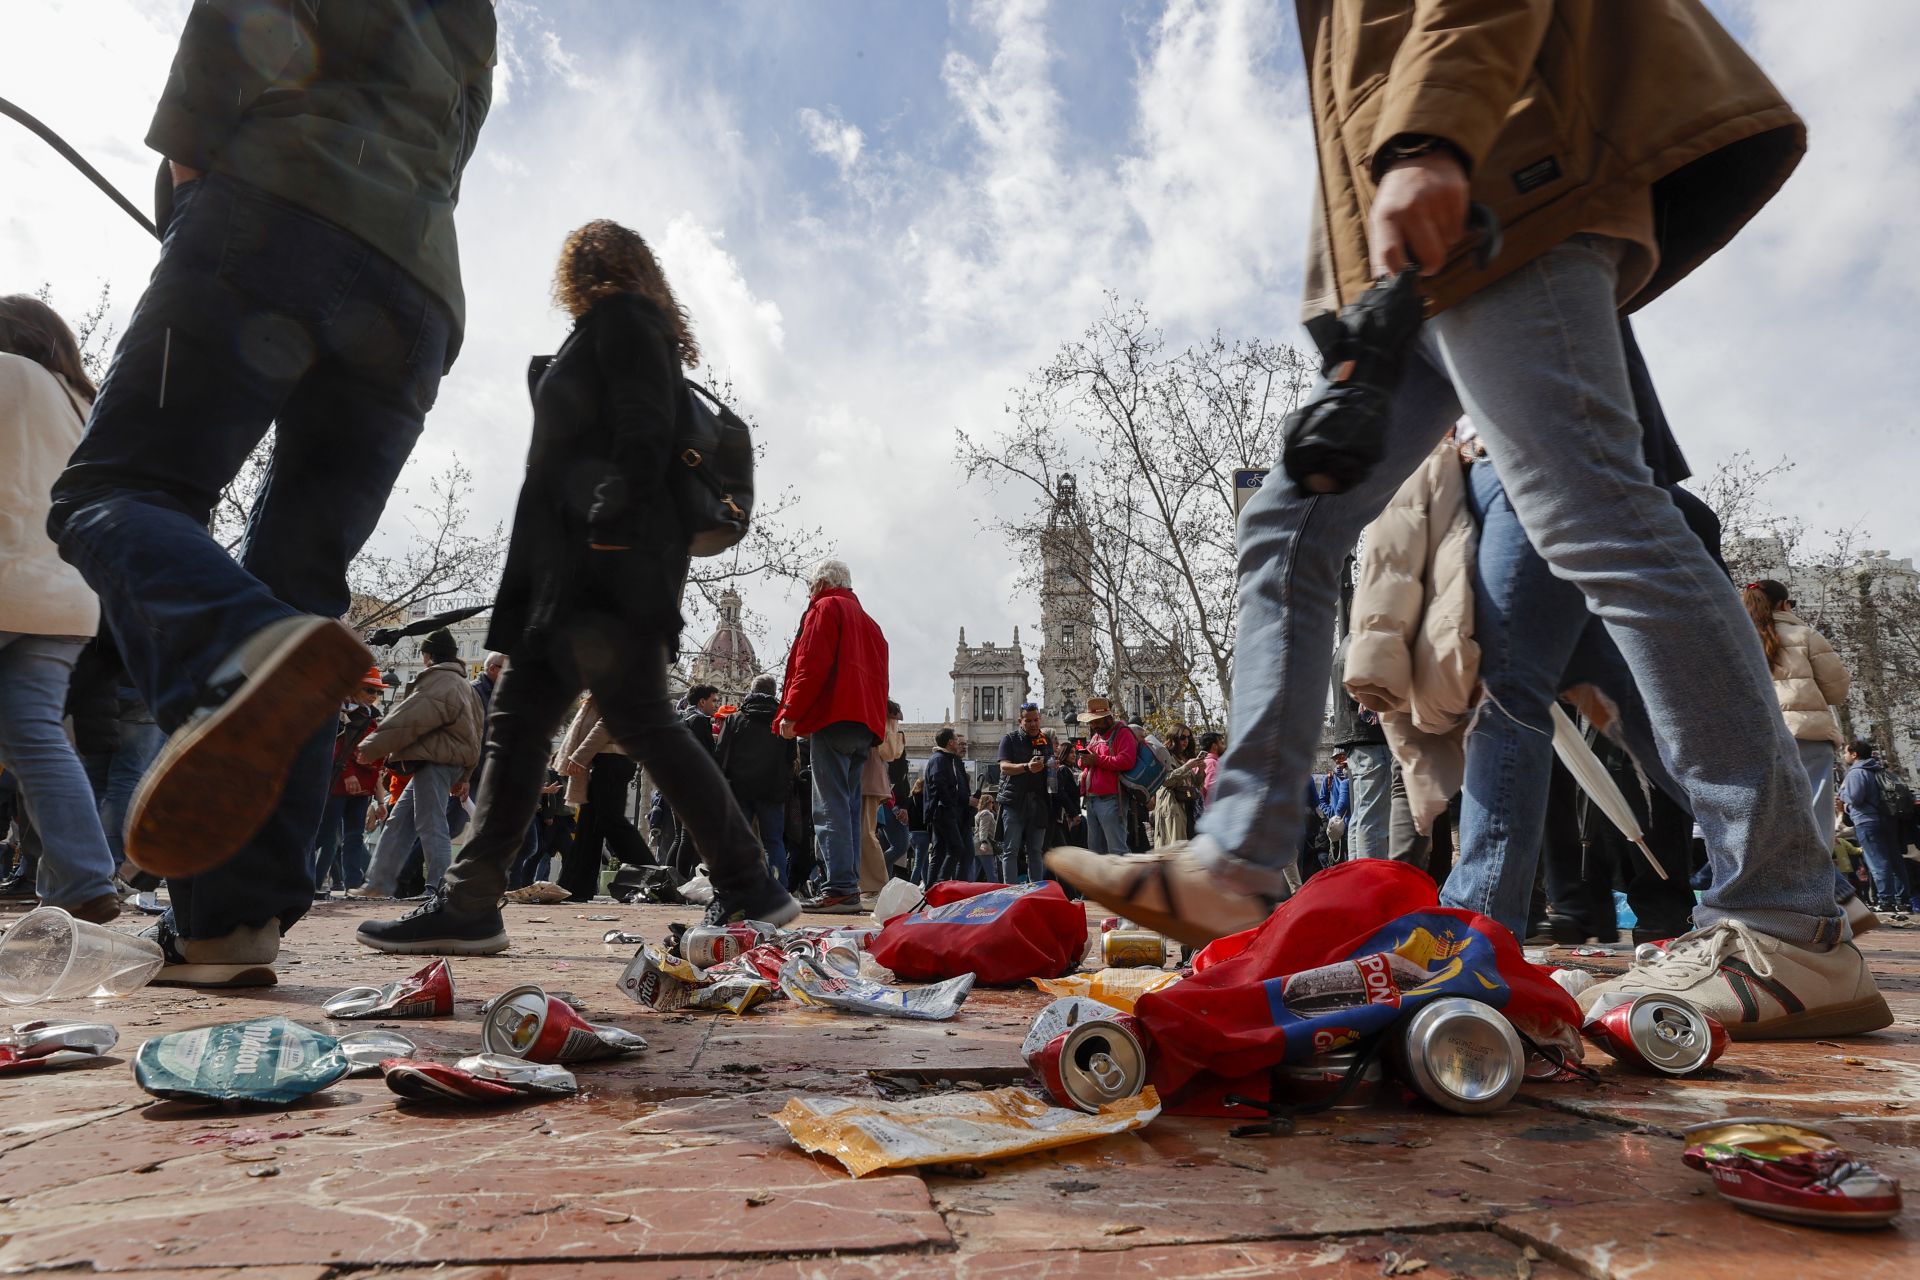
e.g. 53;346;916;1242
0;897;1914;1278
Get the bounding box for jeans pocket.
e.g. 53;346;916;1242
217;185;370;327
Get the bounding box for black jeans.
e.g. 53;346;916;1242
48;174;449;939
567;753;653;897
928;808;971;884
442;627;774;913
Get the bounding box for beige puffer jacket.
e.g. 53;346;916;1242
1343;441;1480;833
0;355;98;637
557;695;624;806
359;662;484;769
1769;610;1849;748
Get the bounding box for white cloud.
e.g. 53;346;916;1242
797;106;864;176
659;215;787;401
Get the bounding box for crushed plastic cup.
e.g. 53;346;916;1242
0;907;165;1005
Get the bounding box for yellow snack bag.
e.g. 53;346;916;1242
1033;967;1182;1012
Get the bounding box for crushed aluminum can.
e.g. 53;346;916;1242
1021;997;1152;1113
0;1020;119;1072
679;922;780;969
619;945;703;1011
133;1018;349;1105
1389;998;1525;1115
1583;993;1727;1076
602;929;648;948
1634;941;1667;965
1100;928;1169;969
384;1053;579;1105
334;1029;418;1076
778;954;973;1021
703;942;791;985
1270;1050;1385;1110
322;958;455;1020
1682;1118;1902;1229
481;985;647;1062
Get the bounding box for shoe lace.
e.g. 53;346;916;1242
400;890;445;922
1630;920;1771;982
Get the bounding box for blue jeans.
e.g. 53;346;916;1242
82;704;167;866
312;792;372;890
1440;458;1680;938
1086;793;1129;855
1854;818;1913;908
1344;743;1392;860
1199;235;1839;944
0;634;116;907
909;829;932;884
749;799;789;885
364;763;463;895
1000;794;1049;882
47;174;449;939
809;722;868;898
878;799;909;868
928;809;971;883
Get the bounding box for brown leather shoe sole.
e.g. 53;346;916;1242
126;619;370;879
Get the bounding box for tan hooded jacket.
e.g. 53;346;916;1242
1343;440;1479;832
1296;0;1804;318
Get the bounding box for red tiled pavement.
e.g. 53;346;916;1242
0;897;1914;1276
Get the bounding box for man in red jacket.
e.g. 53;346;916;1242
778;559;889;913
1075;698;1136;856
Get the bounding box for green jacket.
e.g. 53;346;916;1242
145;0;495;367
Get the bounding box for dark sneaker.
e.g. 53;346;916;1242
356;893;508;955
144;918;279;988
63;893;123;925
802;893;864;915
705;880;802;928
127;617;370;880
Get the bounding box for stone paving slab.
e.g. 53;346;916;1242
0;898;1914;1276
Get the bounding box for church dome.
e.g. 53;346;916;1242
692;590;758;698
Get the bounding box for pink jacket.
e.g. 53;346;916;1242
1083;725;1138;797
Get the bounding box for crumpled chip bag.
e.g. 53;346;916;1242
1034;967;1183;1013
1133;859;1580;1115
776;1085;1161;1177
868;881;1090;985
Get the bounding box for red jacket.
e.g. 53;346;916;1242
1083;724;1138;797
777;587;889;740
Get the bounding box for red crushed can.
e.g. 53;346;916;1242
1021;996;1151;1113
481;985;648;1063
323;958;456;1019
1584;994;1727;1076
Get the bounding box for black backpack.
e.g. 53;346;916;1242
673;381;754;556
1872;769;1915;824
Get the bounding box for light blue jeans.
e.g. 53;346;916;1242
1344;743;1393;860
1197;236;1841;945
810;722;869;898
363;761;463;896
1085;793;1129;855
0;634;117;907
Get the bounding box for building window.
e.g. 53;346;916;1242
1062;623;1076;649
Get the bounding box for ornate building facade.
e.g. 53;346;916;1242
688;589;760;705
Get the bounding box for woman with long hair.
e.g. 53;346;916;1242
0;295;120;922
359;221;797;953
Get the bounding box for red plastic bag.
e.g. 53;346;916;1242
1133;860;1579;1110
869;881;1089;986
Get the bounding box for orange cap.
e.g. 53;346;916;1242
360;666;388;689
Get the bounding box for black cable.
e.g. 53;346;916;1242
0;95;159;240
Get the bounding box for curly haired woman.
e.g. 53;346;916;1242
359;222;797;953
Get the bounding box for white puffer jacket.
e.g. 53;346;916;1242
0;353;98;637
1768;610;1849;748
1343;441;1480;834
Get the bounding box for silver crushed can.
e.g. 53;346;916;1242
1391;997;1525;1115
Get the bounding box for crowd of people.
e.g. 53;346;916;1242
0;0;1904;1049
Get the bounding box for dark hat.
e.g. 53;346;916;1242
421;628;459;661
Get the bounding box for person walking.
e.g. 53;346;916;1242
777;560;890;913
352;629;482;897
43;2;495;985
1841;742;1917;919
718;675;798;885
1048;0;1889;1039
312;668;386;897
1332;555;1394;858
358;220;796;953
0;296;120;923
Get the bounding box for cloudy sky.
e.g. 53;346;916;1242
6;0;1917;722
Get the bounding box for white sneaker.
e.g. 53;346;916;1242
1044;840;1273;948
1576;920;1892;1041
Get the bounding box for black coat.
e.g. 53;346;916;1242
488;293;689;659
718;691;796;804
